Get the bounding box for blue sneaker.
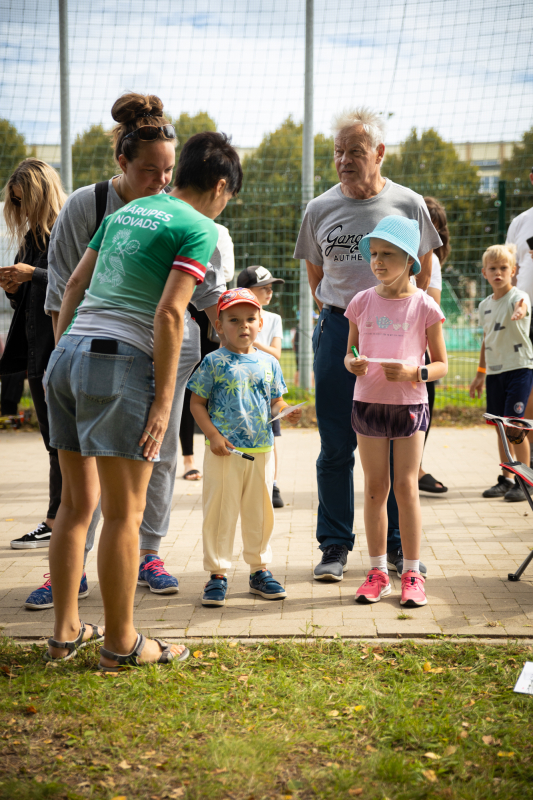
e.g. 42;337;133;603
202;575;228;607
249;569;287;600
138;555;179;595
25;572;89;610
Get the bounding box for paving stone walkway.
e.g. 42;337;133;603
1;426;532;640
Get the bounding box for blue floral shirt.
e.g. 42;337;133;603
187;348;287;451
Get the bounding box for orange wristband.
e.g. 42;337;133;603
477;367;487;374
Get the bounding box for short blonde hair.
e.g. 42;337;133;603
2;158;67;251
482;243;517;270
331;106;386;149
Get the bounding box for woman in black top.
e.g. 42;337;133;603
0;158;67;548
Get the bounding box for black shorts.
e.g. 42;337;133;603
351;401;430;439
486;368;533;418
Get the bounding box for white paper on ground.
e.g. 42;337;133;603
270;401;307;423
513;661;533;694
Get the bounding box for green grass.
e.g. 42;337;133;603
1;638;532;800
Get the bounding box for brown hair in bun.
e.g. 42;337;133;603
110;92;173;162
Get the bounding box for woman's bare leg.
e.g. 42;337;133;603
357;436;391;557
393;433;426;561
48;451;101;657
96;457;186;666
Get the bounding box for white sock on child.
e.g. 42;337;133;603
369;554;388;573
403;558;420;573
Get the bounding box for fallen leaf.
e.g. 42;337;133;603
192;651;203;659
461;722;470;728
348;791;363;797
170;790;185;798
265;656;276;661
373;654;383;661
325;761;340;768
25;705;37;715
327;710;339;717
459;731;469;739
424;752;440;760
422;769;438;783
212;768;227;774
220;664;229;672
482;735;498;746
464;699;475;707
354;705;365;712
423;661;432;672
208;651;218;659
443;746;457;756
429;668;445;674
1;666;15;678
497;752;514;758
5;518;14;521
155;763;167;770
118;760;131;770
34;776;45;784
365;744;377;752
229;642;238;648
110;797;127;800
43;739;53;744
238;675;249;683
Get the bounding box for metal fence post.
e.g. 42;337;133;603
59;0;72;194
298;0;314;390
497;179;506;244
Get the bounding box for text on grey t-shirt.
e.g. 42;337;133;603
293;180;442;309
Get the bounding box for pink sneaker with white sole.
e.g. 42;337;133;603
355;568;391;604
400;570;427;607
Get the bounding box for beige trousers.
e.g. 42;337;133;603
202;447;275;574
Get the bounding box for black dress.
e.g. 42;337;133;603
0;231;61;519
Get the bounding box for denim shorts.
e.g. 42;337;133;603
351;401;430;439
45;334;158;461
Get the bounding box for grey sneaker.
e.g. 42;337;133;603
504;480;528;503
313;544;349;581
482;475;513;498
387;547;427;577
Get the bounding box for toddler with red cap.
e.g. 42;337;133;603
188;288;302;607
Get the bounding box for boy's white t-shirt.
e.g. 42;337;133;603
256;308;283;346
478;287;533;374
429;253;442;291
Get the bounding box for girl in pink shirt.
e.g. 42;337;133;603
344;216;447;609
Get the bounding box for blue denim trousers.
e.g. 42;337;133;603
313;306;401;552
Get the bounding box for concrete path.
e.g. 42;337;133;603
1;426;532;640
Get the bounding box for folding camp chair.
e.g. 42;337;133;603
484;413;533;581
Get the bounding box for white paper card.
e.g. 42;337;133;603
365;357;418;366
270;401;307;423
513;661;533;694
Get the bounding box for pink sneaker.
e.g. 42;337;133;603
400;570;427;607
355;568;391;604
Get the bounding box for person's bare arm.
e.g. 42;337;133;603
470;339;486;398
270;396;302;425
381;320;448;384
344;320;368;376
203;303;226;347
55;249;98;343
139;271;197;461
51;311;59;339
190;392;235;456
427;287;441;305
253;336;282;360
305;260;324;310
415;250;433;292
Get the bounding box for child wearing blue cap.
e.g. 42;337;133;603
344;216;448;608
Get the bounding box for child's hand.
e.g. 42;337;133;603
511;298;527;320
381;363;418;382
210;432;235;456
344;354;368;376
469;373;485;398
285;407;302;425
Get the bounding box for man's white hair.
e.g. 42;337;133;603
331;107;386;149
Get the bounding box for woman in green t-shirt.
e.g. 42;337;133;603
44;132;242;669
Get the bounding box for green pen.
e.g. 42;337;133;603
351;345;360;359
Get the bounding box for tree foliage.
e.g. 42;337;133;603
0;119;28;188
500;126;533;221
170;111;217;159
72;124;116;191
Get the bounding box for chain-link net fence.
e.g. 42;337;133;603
1;0;533;408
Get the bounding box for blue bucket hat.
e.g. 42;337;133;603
359;216;422;275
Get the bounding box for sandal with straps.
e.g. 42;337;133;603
98;633;190;672
44;621;104;664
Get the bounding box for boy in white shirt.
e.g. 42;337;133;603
237;266;286;507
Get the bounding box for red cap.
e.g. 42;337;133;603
216;288;262;318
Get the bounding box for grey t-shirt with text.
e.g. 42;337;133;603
294;180;442;309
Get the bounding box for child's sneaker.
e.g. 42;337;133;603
138;555;179;594
400;570;427;607
24;572;89;610
249;569;287;599
355;568;391;604
202;575;228;607
482;475;513;498
11;522;52;549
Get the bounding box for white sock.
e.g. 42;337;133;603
403;558;420;573
369;554;388;573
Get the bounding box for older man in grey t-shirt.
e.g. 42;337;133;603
294;107;441;582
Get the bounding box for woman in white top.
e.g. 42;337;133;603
419;197;450;493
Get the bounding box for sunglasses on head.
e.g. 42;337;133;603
122;124;176;145
10;194;21;206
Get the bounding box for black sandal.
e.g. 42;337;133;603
419;473;448;494
98;633;189;672
44;621;104;664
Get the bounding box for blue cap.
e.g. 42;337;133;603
359;216;422;275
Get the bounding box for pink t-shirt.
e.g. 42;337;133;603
344;287;445;406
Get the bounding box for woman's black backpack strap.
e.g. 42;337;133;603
92;180;110;237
